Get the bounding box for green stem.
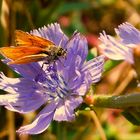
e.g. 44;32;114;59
57;122;66;140
92;93;140;109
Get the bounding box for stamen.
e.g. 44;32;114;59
35;73;46;82
36;62;69;100
47;64;57;72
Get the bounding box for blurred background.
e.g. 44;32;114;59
1;0;140;140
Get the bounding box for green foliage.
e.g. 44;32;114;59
56;2;91;15
122;108;140;125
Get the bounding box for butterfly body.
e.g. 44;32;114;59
0;30;66;64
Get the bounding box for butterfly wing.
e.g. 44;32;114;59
8;54;48;64
0;46;45;60
0;30;59;64
15;30;55;48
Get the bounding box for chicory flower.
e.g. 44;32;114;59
99;22;140;64
0;23;104;134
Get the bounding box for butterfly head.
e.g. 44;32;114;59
46;46;67;62
56;47;67;58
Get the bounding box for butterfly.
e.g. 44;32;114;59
0;30;66;65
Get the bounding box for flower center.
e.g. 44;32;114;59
35;64;69;101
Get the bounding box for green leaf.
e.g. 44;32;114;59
122;108;140;125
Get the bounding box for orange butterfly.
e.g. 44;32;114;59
0;30;66;64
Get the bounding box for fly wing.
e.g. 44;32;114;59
15;30;55;48
8;54;48;64
0;46;45;60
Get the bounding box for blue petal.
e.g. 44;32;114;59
74;83;88;96
54;96;83;121
66;55;83;82
116;22;140;45
68;69;85;91
3;60;44;79
82;55;104;83
0;73;41;94
0;73;46;113
0;93;45;113
99;32;134;63
17;101;57;134
57;34;88;83
64;34;88;67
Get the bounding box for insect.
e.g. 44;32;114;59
0;30;66;65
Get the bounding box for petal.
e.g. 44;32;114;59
0;73;40;94
64;34;88;66
57;55;83;83
0;93;45;113
0;94;19;105
0;73;46;113
57;33;88;80
17;101;57;134
2;59;43;79
30;23;68;49
99;32;134;64
116;22;140;45
82;55;104;83
68;69;85;91
74;83;88;96
4;94;45;113
66;55;82;82
54;96;83;121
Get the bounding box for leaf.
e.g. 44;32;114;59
122;108;140;125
